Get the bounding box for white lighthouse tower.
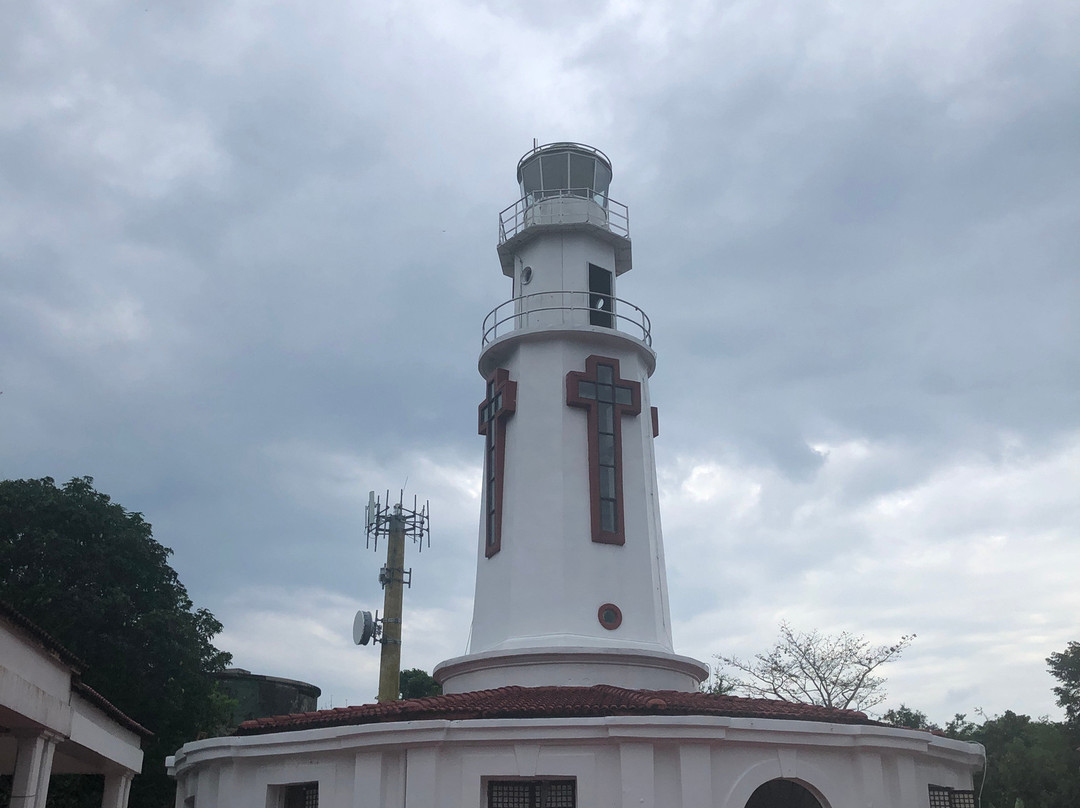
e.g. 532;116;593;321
169;143;985;808
435;143;708;693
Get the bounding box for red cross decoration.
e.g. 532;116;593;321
478;368;517;557
566;355;641;545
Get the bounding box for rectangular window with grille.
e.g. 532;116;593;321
928;785;975;808
283;782;318;808
488;779;576;808
928;786;951;808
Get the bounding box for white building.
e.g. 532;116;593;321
0;602;146;808
168;143;984;808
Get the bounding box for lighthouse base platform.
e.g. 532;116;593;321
434;646;709;694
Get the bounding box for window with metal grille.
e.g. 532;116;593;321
487;779;575;808
283;782;318;808
928;785;975;808
950;791;976;808
928;786;952;808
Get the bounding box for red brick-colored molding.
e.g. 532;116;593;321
235;684;877;735
566;355;640;545
478;368;517;557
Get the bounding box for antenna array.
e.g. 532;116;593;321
365;490;431;554
355;490;432;703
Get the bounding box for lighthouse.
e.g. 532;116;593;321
169;143;984;808
435;143;708;693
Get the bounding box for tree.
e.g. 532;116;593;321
881;704;939;731
713;622;914;711
0;477;233;808
700;668;737;696
946;710;1080;808
399;668;442;699
1047;641;1080;728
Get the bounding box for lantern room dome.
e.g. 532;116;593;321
516;142;613;201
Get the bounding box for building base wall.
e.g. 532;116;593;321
168;715;983;808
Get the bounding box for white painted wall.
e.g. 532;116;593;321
168;716;984;808
441;204;709;692
471;333;668;653
1;615;144;806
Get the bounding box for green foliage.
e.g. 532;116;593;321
399;668;442;699
0;477;232;808
946;710;1080;808
700;668;737;695
881;704;939;731
944;713;979;739
713;622;914;711
1047;641;1080;728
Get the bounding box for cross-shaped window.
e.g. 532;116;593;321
566;355;640;545
478;368;517;557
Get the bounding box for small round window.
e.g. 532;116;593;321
598;603;622;630
521;266;533;285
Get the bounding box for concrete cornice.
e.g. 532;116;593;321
169;713;985;777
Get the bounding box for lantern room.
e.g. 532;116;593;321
497;143;632;279
516;142;613;204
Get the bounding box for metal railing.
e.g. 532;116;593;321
481;290;651;347
498;190;630;244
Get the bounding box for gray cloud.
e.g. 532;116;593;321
2;0;1077;720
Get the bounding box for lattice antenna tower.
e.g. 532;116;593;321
353;490;431;703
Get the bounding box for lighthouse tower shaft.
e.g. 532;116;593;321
435;144;706;693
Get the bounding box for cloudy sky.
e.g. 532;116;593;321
3;0;1078;725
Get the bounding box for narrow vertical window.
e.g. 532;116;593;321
588;264;613;328
566;355;640;545
478;368;517;557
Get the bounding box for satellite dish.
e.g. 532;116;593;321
353;610;375;645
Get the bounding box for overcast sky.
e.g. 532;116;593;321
3;0;1078;725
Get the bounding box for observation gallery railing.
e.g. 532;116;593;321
498;191;630;244
482;291;652;347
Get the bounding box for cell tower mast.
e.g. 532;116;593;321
354;491;430;703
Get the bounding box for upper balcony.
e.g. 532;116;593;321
496;192;632;276
499;191;630;244
482;290;652;348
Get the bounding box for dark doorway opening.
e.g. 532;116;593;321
589;264;613;328
746;779;824;808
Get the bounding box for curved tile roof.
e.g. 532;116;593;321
235;685;878;736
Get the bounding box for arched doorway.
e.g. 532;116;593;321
745;779;824;808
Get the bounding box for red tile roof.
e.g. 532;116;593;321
235;685;877;736
1;600;150;740
73;680;154;739
0;600;86;671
